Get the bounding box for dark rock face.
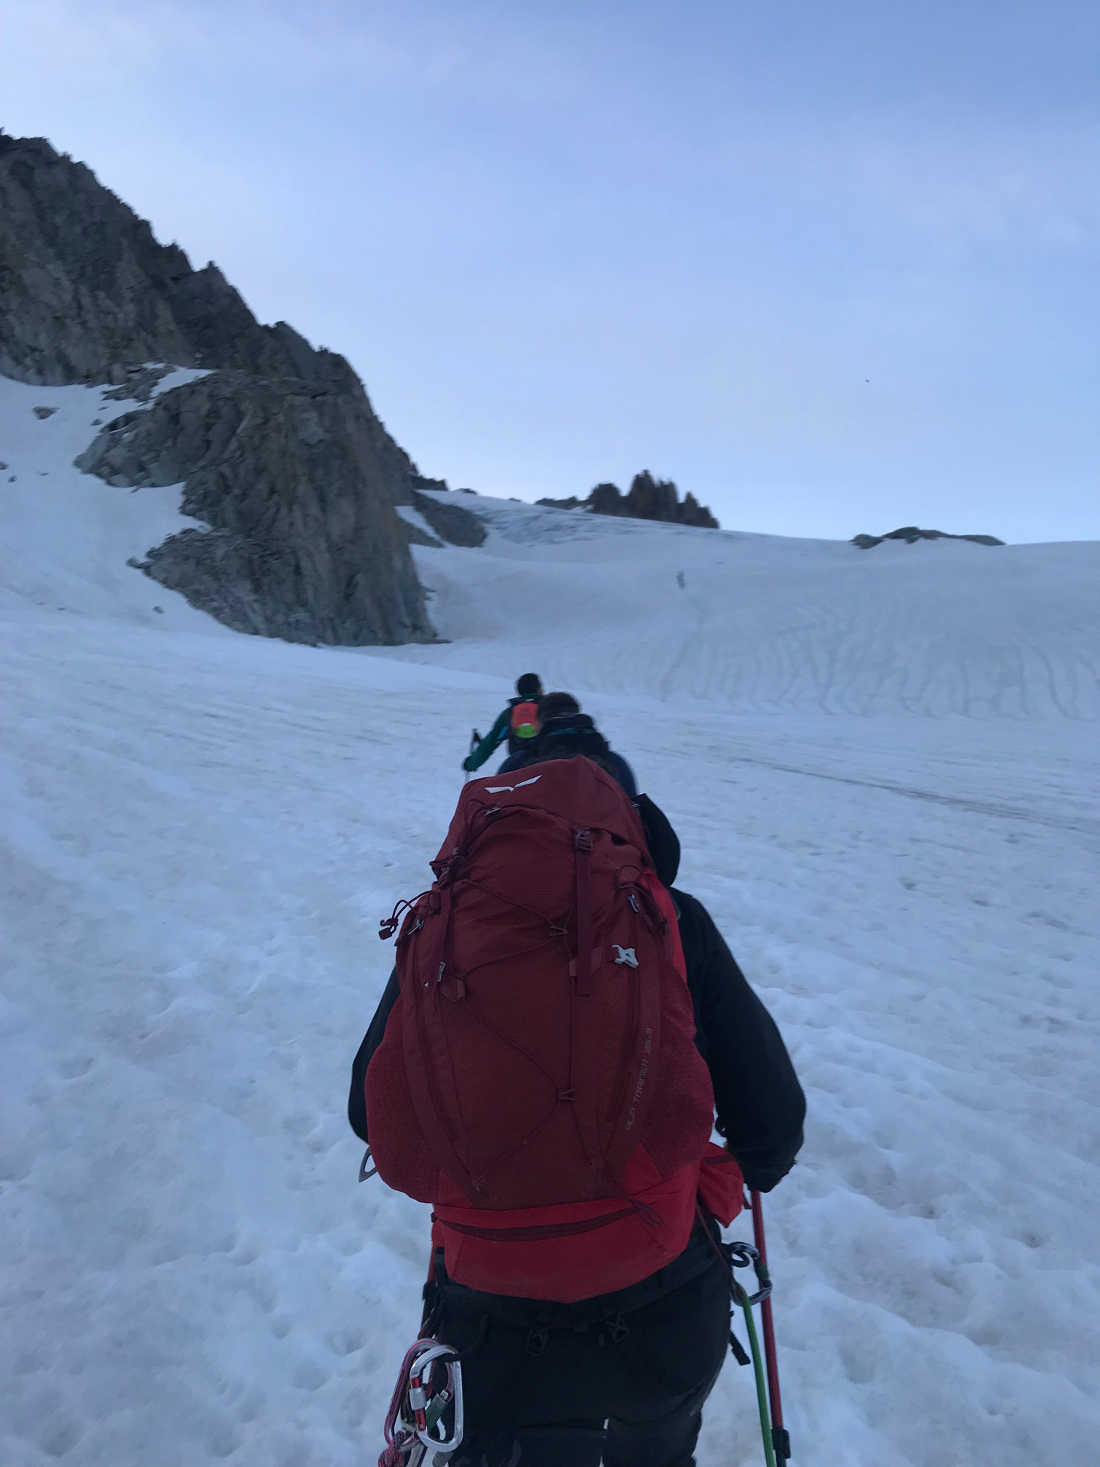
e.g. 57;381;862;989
0;135;359;391
0;133;437;645
539;471;719;529
410;491;486;548
76;372;432;643
853;527;1005;549
589;482;624;516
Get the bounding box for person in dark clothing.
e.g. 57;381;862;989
348;780;805;1467
429;1227;733;1467
463;673;543;772
496;691;638;797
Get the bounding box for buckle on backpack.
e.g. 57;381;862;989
436;962;467;1002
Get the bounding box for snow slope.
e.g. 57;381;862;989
398;492;1100;719
2;395;1099;1467
0;372;219;631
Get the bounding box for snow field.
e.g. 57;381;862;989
0;371;220;631
1;388;1099;1465
407;492;1100;720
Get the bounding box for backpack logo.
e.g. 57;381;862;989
613;945;639;969
483;775;543;794
625;1026;654;1131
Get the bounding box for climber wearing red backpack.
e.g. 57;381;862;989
349;753;804;1467
498;690;638;796
462;672;543;773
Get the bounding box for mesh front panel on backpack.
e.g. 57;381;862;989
365;757;722;1299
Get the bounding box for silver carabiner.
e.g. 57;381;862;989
408;1342;464;1452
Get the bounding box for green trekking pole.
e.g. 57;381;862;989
722;1223;791;1467
733;1276;777;1467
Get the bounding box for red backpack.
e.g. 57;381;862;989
365;756;742;1302
509;699;539;742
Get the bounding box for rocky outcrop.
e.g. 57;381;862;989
0;135;359;391
76;371;431;643
853;527;1005;549
539;471;719;529
410;490;486;548
0;132;438;644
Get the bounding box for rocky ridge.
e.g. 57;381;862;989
538;471;719;529
0;132;486;643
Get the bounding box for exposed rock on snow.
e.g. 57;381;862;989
74;371;432;644
539;470;719;529
410;489;487;548
102;364;176;402
853;526;1005;548
0;133;437;645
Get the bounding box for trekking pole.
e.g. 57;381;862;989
730;1274;776;1467
700;1206;781;1467
751;1191;791;1465
463;728;479;786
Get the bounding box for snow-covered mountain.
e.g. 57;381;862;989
0;135;436;647
2;394;1099;1467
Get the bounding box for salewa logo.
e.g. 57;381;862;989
625;1026;654;1132
613;945;639;968
483;775;542;794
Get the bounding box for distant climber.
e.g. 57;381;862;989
497;691;638;796
462;673;543;772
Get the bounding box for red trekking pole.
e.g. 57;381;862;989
751;1191;791;1464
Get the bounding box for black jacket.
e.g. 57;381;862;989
670;888;804;1190
348;797;804;1192
497;714;638;798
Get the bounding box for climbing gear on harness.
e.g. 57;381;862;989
378;1337;464;1467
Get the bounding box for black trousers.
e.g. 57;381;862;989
432;1225;732;1467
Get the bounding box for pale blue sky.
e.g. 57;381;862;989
5;0;1099;541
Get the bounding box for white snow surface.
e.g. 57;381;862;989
2;397;1099;1466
